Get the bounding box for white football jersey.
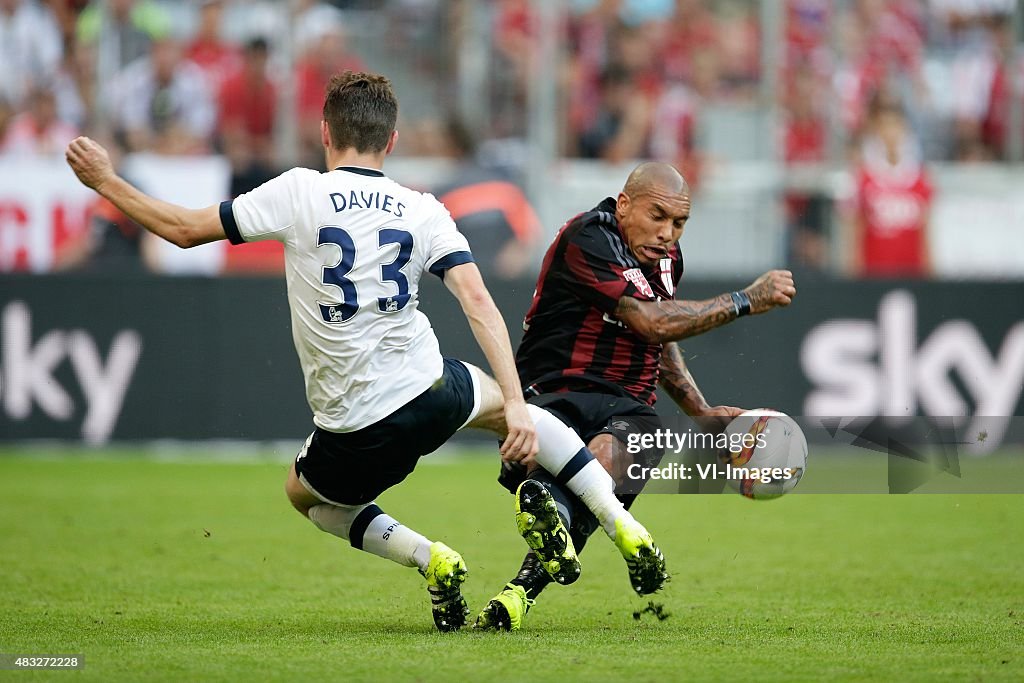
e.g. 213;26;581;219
221;165;473;432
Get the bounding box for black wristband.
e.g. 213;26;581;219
731;291;751;317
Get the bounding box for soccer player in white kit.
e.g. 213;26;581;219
65;71;667;632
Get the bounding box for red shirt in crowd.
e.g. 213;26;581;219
187;39;240;91
219;71;276;138
981;57;1024;156
855;154;933;277
784;116;826;162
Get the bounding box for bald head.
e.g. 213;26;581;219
622;162;689;201
615;162;691;266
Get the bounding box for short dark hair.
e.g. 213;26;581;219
866;88;904;121
323;71;398;154
244;36;269;55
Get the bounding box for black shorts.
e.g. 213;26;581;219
295;357;480;505
526;391;660;446
498;390;662;494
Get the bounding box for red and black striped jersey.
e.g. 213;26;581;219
516;197;684;406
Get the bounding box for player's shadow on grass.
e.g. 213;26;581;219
256;616;455;638
258;617;580;638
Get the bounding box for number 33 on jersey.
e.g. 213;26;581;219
218;165;474;433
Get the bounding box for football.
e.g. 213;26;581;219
720;410;808;499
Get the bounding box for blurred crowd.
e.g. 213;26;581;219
543;0;1018;275
489;0;1022;165
490;0;1020;275
0;0;374;180
1;0;1020;278
7;1;1019;166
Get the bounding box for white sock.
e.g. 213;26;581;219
307;502;433;570
526;404;635;538
567;459;635;537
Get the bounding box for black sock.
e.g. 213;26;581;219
509;551;553;600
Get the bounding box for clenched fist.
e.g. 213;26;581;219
743;270;796;314
65;137;115;192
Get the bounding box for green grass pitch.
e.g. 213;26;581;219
0;450;1021;682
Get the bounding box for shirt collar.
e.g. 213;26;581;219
335;166;385;177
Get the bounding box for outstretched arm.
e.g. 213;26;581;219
615;269;796;343
65;136;224;248
442;261;538;463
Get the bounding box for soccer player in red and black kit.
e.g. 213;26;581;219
474;162;796;631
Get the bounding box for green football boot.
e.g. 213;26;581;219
474;583;534;631
420;541;470;632
614;517;668;595
514;480;581;585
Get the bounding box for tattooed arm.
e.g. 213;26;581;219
615;293;736;343
658;341;712;416
659;342;744;424
614;269;796;343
